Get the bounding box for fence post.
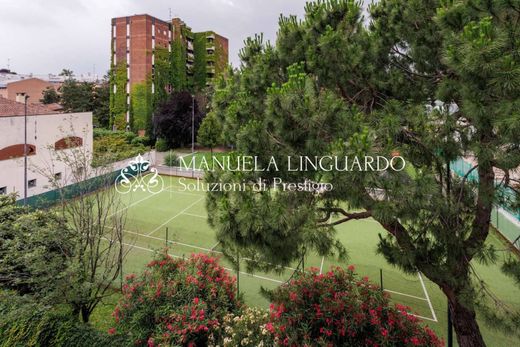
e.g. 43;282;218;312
236;250;240;297
380;268;383;291
165;227;169;247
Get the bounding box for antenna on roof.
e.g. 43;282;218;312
169;8;172;20
7;58;10;70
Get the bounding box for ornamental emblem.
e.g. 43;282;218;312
115;154;164;194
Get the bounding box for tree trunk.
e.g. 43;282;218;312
443;287;486;347
81;305;90;323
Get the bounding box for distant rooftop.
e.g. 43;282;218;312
0;96;61;117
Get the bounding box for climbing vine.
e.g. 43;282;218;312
130;80;152;131
154;47;170;106
170;37;188;91
193;32;208;91
109;62;127;130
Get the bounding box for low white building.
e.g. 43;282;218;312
0;95;93;200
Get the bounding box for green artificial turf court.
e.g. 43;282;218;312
101;174;520;346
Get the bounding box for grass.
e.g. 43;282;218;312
90;175;520;346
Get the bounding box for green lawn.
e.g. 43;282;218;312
91;175;520;346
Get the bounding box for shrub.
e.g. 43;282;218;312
164;152;180;166
111;251;240;346
266;266;443;347
123;131;137;143
131;136;150;146
155;138;169;152
92;131;148;166
221;307;273;347
0;292;124;347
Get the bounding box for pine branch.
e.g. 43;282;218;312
317;208;372;227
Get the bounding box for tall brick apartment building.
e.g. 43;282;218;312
110;14;229;133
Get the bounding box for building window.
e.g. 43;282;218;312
54;173;62;181
28;179;36;188
113;84;117;94
0;186;6;195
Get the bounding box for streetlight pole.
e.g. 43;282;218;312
23;94;30;206
191;94;195;153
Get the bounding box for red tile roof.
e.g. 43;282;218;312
0;96;61;117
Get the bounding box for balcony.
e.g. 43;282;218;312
206;34;215;40
187;52;195;62
187;41;193;51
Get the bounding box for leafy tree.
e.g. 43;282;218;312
92;77;110;128
197;112;222;155
40;87;60;104
59;68;74;80
36;130;130;323
60;79;95;113
0;195;75;301
153;91;204;149
205;1;520;346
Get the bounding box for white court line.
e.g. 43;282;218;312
106;232;439;321
163;189;203;198
418;272;438;322
210;241;220;250
147;197;204;236
319;257;325;274
108;184;173;218
384;289;428;301
183;212;206;219
122;229;302;273
112;239;283;284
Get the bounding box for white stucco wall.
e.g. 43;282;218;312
0;112;93;198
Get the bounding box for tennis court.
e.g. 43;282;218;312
111;175;438;322
93;173;520;344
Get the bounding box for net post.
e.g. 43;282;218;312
380;268;383;291
165;227;169;247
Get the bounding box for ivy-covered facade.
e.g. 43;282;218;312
110;15;228;134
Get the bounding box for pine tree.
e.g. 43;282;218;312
205;1;520;346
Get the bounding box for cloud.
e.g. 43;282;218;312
0;0;310;75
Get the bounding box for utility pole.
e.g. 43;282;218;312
23;94;30;206
191;94;195;153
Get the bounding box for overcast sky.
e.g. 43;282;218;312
0;0;317;76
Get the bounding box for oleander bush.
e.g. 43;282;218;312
109;253;442;347
221;307;273;347
110;251;241;346
266;266;443;347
